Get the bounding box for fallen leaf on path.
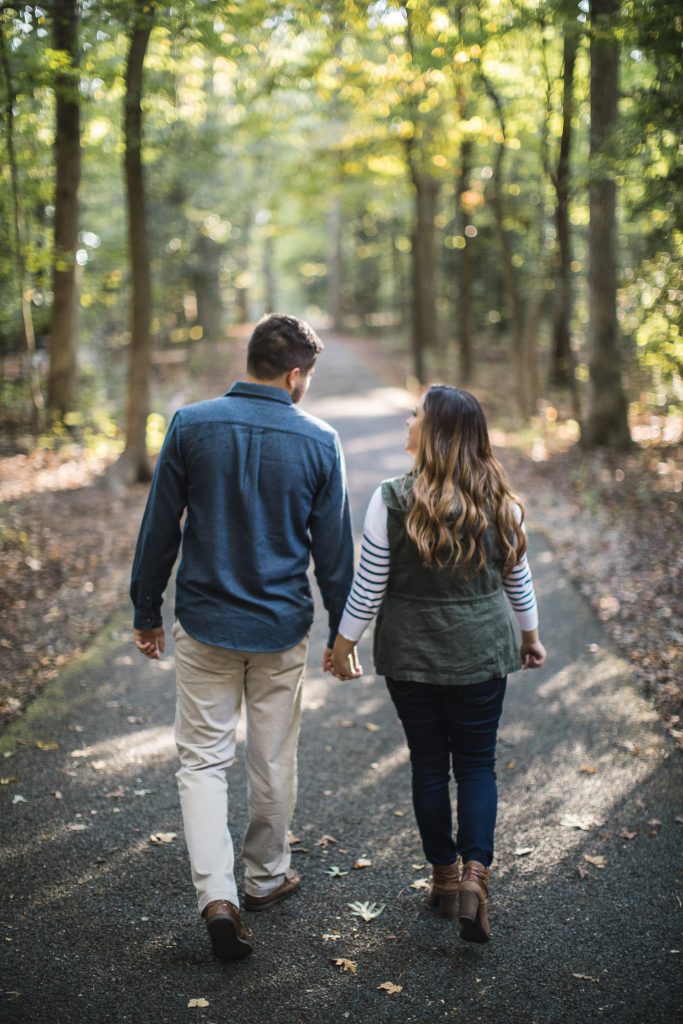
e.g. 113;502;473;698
506;760;518;769
348;901;385;921
288;831;302;845
618;830;638;841
52;790;63;800
149;832;177;844
126;716;143;724
411;863;426;870
133;789;153;797
513;847;535;857
105;786;127;799
572;973;599;983
647;818;662;828
322;933;341;942
409;878;430;890
11;794;27;805
393;810;405;817
577;764;598;774
353;858;372;869
675;815;683;826
325;866;348;877
67;822;89;831
90;761;106;771
378;981;402;995
187;998;209;1008
35;740;60;751
576;865;589;879
2;751;15;759
365;723;381;732
316;835;338;848
559;814;601;831
583;854;606;868
332;958;357;974
0;776;18;785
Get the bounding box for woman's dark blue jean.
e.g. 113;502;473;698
386;675;507;868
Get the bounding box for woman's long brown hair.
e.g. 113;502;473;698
405;386;526;575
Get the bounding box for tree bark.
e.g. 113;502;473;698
549;24;578;394
582;0;631;448
406;140;439;383
117;1;155;484
454;138;474;384
47;0;81;419
194;231;223;341
0;16;44;434
327;195;343;331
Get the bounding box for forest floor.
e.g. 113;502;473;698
0;327;681;743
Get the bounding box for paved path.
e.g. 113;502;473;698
1;337;681;1023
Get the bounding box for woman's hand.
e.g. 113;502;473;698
520;629;546;669
331;634;363;679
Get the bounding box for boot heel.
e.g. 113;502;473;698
458;889;479;922
437;893;457;919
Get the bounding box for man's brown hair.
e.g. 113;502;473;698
246;314;323;380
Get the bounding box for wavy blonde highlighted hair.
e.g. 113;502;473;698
405;386;526;575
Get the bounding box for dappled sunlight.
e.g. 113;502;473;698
339;742;409;802
342;428;409;458
67;724;176;770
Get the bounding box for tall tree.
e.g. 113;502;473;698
0;13;44;433
582;0;631;448
48;0;81;419
117;0;156;483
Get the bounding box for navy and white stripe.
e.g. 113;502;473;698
338;489;539;642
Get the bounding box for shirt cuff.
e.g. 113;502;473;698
133;607;163;630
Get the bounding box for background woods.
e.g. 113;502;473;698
0;2;681;731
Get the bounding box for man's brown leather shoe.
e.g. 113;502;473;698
202;900;253;960
243;869;301;912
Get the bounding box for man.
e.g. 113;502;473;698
131;314;354;960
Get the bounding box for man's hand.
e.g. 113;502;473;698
330;634;363;679
520;629;546;670
134;627;165;660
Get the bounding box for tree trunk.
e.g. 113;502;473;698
117;2;155;484
582;0;631;448
0;17;44;434
262;228;276;315
194;231;223;341
406;140;439;383
454;138;474;384
327;196;343;331
549;25;578;394
48;0;81;419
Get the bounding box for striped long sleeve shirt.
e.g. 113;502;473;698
338;487;538;643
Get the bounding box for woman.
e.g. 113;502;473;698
331;385;546;943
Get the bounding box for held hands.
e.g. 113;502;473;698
323;635;363;680
134;627;165;660
520;629;546;670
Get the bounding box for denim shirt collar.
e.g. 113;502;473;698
226;381;293;405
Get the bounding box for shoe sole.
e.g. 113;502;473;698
243;881;300;913
207;917;253;960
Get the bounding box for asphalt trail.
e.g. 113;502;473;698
1;336;681;1023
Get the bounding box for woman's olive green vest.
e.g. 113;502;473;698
373;475;520;686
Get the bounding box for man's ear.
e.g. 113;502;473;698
285;367;301;392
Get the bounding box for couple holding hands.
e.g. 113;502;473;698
131;314;546;960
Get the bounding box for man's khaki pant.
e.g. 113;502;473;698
172;621;308;913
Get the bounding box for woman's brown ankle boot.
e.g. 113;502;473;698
427;860;461;919
458;860;491;943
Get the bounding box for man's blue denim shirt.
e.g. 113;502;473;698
130;382;354;651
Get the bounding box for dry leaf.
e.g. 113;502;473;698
674;815;683;826
52;790;63;800
67;822;89;831
577;764;598;775
506;760;518;769
35;740;59;751
647;818;662;828
11;794;27;805
559;814;599;831
513;847;535;857
133;788;153;797
409;878;430;891
378;981;403;995
149;832;177;844
393;810;405;818
583;854;606;868
187;998;210;1008
348;901;385;921
576;865;589;879
288;831;302;845
322;933;341;942
0;776;18;785
365;723;381;732
90;761;106;771
332;958;357;974
618;830;638;841
411;863;426;870
353;858;372;869
315;834;338;848
572;973;599;983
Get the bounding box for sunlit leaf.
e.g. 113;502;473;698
187;998;210;1008
150;832;177;844
378;981;403;994
583;854;606;869
409;878;430;890
365;723;381;732
513;847;535;857
325;865;348;877
353;858;372;869
35;740;59;750
348;901;385;921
